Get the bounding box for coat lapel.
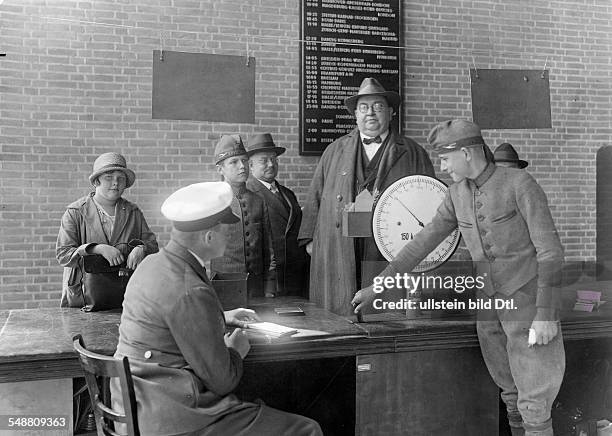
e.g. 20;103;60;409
277;182;296;231
84;196;110;244
249;177;290;222
373;130;407;200
342;129;360;202
109;198;129;245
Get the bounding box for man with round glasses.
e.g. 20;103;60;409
299;77;435;315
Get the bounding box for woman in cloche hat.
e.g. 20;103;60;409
56;152;158;308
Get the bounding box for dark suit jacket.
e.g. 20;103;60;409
247;176;309;297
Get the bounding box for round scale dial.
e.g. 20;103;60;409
373;175;460;272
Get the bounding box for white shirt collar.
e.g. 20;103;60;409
360;130;389;160
257;178;275;190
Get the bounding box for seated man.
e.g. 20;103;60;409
111;181;322;436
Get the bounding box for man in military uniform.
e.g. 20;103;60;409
212;134;276;297
112;181;323;435
353;120;565;436
246;133;308;297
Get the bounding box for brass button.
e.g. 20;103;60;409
144;351;152;359
475;190;481;196
480;230;486;236
337;195;343;202
476;202;483;208
477;215;484;222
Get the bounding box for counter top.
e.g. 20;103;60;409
1;285;611;383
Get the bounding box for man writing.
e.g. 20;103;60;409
352;119;565;436
299;77;435;315
112;181;322;435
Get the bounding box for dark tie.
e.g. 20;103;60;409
363;136;382;145
270;182;290;212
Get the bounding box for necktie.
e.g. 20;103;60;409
270;182;290;211
363;136;382;145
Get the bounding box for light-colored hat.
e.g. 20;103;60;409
89;152;136;187
494;143;528;168
161;182;240;232
427;119;486;154
246;133;286;157
344;77;401;113
214;134;247;164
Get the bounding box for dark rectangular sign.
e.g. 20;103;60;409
471;69;552;129
152;50;255;123
300;0;401;155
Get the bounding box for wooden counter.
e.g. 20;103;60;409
1;287;611;436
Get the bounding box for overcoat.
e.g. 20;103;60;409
246;176;308;296
56;193;158;307
299;128;435;315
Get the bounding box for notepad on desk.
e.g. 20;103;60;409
245;322;298;338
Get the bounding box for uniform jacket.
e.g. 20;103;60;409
382;164;564;308
56;193;158;307
246;176;308;296
298;128;435;315
112;240;247;436
210;184;275;293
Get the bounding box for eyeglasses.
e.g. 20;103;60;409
254;156;278;165
357;102;387;114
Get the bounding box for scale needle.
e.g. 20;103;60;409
397;198;424;227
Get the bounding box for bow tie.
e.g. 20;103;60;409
363;136;382;145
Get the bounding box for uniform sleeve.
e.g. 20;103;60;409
380;191;458;278
516;175;564;308
165;287;243;396
56;208;92;267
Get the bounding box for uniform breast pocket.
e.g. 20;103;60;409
457;219;473;228
491;209;518;224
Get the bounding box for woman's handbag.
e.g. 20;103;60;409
81;255;132;312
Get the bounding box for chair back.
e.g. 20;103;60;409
72;334;140;436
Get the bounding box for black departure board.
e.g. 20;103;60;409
300;0;401;156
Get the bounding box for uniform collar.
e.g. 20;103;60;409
470;162;496;188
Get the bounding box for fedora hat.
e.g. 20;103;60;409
494;143;528;168
88;152;136;188
161;182;240;232
344;77;401;113
214;134;247;164
246;133;286;157
427;119;487;154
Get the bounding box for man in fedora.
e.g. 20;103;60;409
246;133;309;297
112;181;323;436
299;77;435;315
495;142;529;169
211;134;277;298
353;119;565;436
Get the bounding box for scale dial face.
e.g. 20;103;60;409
373;175;460;272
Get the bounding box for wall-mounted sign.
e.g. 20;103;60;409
300;0;401;156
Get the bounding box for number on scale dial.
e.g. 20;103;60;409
373;175;460;272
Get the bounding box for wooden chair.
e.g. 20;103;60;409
72;334;140;436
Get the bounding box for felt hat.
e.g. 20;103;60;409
494;143;528;168
88;152;136;188
161;182;240;232
214;134;247;164
427;119;486;154
344;77;401;113
246;133;286;157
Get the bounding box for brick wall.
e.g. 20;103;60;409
1;0;610;309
